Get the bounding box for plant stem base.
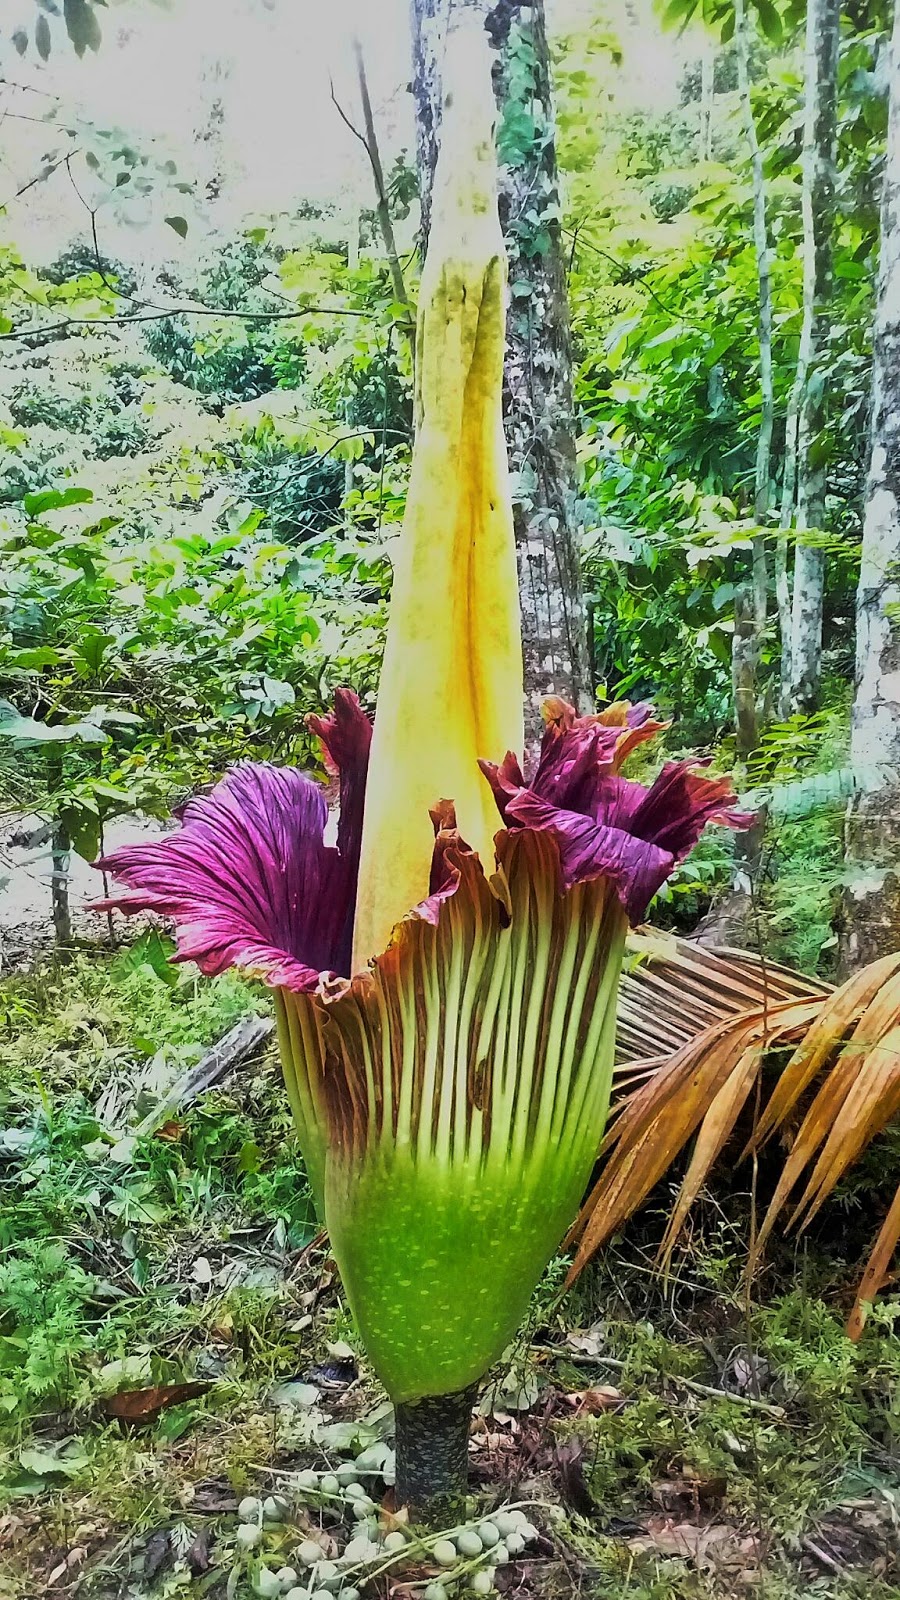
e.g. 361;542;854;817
394;1383;478;1524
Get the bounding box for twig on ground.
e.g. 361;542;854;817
534;1346;786;1418
134;1014;275;1134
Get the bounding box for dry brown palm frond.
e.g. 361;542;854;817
615;928;832;1068
590;942;900;1338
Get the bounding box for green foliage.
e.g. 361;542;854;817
555;12;885;737
0;1242;96;1413
0;949;315;1426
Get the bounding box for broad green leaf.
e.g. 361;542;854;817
5;647;61;670
19;1440;89;1478
74;629;113;674
63;0;101;55
754;0;784;42
165;216;189;239
22;486;93;517
0;704;109;746
35;13;52;58
112;930;179;986
59;801;101;863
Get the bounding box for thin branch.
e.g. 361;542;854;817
563;226;712;331
65;153;122;302
0;301;371;343
331;45;415;360
329;78;370;155
14;151;70;198
0;77;59;99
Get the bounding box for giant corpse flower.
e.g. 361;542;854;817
95;15;749;1522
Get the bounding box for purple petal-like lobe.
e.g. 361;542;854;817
95;693;372;989
308;688;373;973
491;698;753;923
506;789;673;921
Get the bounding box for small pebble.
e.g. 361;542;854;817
263;1494;290;1523
469;1573;494;1596
424;1586;449;1600
296;1469;319;1491
456;1529;483;1558
255;1570;282;1600
343;1482;368;1502
336;1462;359;1486
506;1532;525;1556
507;1510;528;1530
320;1473;340;1496
284;1591;308;1600
382;1530;408;1553
431;1538;458;1567
492;1513;516;1539
236;1524;262;1550
478;1522;500;1548
238;1496;262;1523
275;1569;298;1593
341;1590;361;1600
350;1497;376;1519
298;1540;325;1568
520;1522;538;1542
493;1543;509;1565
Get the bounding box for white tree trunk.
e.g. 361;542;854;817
734;0;772;640
699;42;714;164
841;0;900;971
410;0;592;750
787;0;841;712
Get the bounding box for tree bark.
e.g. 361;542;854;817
732;585;760;759
787;0;841;712
840;0;900;973
51;817;72;952
410;0;593;750
735;0;772;639
699;42;714;165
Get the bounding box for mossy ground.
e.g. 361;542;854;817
1;947;899;1599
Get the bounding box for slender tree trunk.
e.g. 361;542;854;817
787;0;841;712
699;42;714;164
46;750;72;954
732;585;760;759
51;819;72;951
351;42;417;360
840;0;900;972
410;0;593;750
777;383;801;714
734;0;773;656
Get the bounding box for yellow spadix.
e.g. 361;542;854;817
351;15;523;971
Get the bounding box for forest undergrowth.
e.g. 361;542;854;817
1;942;900;1600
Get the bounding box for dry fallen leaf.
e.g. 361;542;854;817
564;1386;624;1415
103;1382;210;1421
48;1547;87;1586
